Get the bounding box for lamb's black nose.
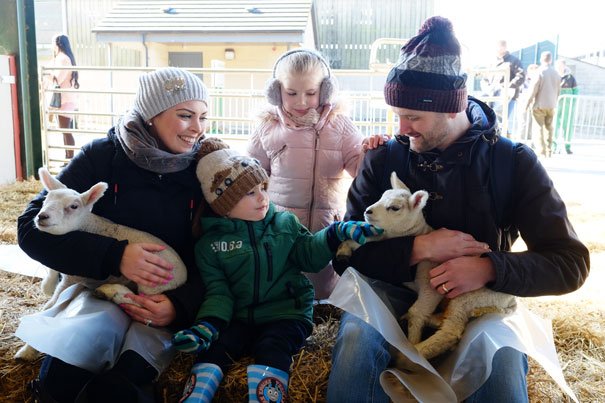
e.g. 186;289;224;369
365;209;373;215
37;213;49;221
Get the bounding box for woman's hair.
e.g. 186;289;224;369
54;34;80;89
274;51;328;83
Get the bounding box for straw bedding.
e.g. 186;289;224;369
1;178;603;402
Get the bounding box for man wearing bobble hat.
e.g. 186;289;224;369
327;16;589;402
17;67;211;402
171;140;382;402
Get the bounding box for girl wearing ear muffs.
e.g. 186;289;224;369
248;49;387;300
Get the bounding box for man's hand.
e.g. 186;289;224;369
429;255;496;299
411;228;490;265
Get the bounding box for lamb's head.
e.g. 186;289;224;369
364;172;430;238
35;167;108;235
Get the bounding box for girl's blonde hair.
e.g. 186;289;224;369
274;50;329;82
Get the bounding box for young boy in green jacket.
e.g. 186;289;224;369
172;141;381;403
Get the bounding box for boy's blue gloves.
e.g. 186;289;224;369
333;221;384;244
172;321;218;354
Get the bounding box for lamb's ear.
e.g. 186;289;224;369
410;190;429;211
38;167;66;191
390;172;410;191
81;182;109;209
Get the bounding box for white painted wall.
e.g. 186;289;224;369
0;55;17;185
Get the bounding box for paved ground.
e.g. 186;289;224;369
540;141;605;202
532;141;605;303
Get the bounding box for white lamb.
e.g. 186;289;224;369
15;167;187;361
336;172;517;362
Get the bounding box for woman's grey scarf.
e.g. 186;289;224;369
116;110;201;174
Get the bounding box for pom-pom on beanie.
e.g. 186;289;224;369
133;67;209;122
384;16;468;113
195;136;230;161
196;140;269;217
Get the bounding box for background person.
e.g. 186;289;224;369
17;67;208;402
525;51;561;157
517;63;540;146
555;59;579;154
327;16;589;403
494;39;526;136
49;34;80;159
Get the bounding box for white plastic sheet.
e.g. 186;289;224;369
0;244;48;278
327;268;578;403
16;283;177;374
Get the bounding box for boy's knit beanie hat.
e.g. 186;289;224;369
196;140;269;216
133;67;209;121
384;16;467;113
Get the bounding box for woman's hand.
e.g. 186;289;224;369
120;243;175;288
120;293;177;327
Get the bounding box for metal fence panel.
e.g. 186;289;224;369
40;66;605;169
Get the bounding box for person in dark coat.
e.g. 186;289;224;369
17;67;209;402
327;16;589;403
495;39;526;135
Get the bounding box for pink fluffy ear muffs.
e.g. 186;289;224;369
264;49;337;106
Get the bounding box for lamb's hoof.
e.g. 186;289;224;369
426;313;444;328
15;344;40;361
392;350;420;372
94;284;138;306
399;312;409;324
335;253;351;263
380;371;416;401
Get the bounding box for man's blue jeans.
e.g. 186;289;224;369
327;312;529;403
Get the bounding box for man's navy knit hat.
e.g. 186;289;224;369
384;16;468;113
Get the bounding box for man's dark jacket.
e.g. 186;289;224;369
334;97;589;297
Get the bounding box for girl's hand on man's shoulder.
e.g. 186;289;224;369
362;134;391;152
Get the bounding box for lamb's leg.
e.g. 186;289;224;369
414;300;469;360
94;284;140;306
402;262;442;344
15;276;72;361
335;239;360;262
426;312;444;329
405;293;443;344
41;268;60;296
392;348;418;372
14;344;40;361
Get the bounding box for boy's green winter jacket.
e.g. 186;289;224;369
194;203;334;328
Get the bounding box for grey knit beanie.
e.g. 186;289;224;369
133;67;209;121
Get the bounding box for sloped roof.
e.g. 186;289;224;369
93;0;313;43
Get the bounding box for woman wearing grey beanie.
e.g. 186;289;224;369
17;67;209;402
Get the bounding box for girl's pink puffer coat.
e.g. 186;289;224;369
247;104;365;299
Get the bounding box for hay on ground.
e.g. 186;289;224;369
1;179;604;402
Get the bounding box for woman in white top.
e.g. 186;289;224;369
50;34;80;159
